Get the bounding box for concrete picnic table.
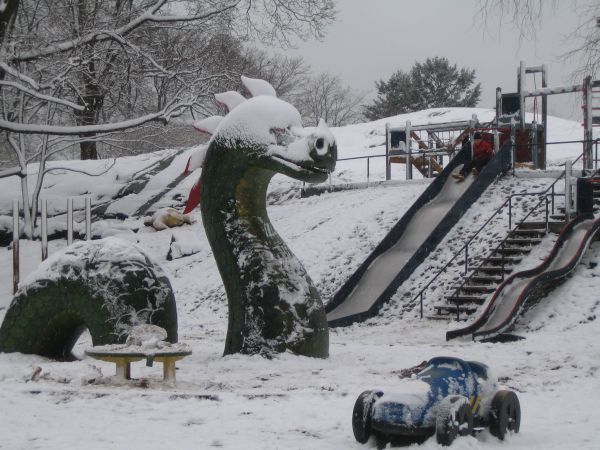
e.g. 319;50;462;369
85;344;192;384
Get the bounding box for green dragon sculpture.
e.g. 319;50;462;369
183;77;337;358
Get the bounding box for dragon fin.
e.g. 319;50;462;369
215;91;246;112
241;76;277;97
183;178;202;213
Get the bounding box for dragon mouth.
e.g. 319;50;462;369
271;155;333;176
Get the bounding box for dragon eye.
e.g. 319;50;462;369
315;138;324;150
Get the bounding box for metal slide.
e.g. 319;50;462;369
447;214;600;342
326;144;512;327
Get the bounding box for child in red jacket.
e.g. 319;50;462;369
452;132;494;182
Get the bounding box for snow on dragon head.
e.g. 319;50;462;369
182;76;337;213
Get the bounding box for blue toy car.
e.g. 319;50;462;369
352;356;521;447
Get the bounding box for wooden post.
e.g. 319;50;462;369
163;359;177;383
12;200;19;294
41;199;48;261
85;197;92;240
405;120;412;180
115;360;131;380
67;197;73;245
385;123;391;181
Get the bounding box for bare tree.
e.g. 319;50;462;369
294;72;365;127
240;47;312;100
477;0;600;76
0;0;337;238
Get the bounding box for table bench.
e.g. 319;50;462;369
85;346;192;384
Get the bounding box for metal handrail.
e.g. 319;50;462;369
414;150;587;319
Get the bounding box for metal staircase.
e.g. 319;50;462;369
432;221;556;319
429;169;600;322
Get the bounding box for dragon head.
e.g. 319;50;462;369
183;76;337;212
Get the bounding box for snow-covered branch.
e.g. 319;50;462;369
0;62;39;89
11;0;240;62
0;95;198;135
43;159;117;177
0;166;23;178
0;80;85;111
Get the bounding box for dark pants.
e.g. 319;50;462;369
459;155;491;177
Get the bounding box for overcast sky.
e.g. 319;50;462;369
289;0;590;120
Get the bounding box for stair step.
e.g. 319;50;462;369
446;295;487;304
504;238;542;245
515;222;547;230
426;314;453;321
434;304;478;315
509;229;546;237
454;284;495;293
485;256;523;264
476;266;513;274
469;275;505;283
493;247;530;255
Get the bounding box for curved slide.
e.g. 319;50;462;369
326;143;512;327
447;214;600;342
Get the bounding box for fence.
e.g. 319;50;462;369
12;197;92;294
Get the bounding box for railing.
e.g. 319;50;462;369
328;138;599;186
413;150;587;319
332;149;454;184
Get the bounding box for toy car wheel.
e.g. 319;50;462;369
489;390;521;440
436;395;473;446
352;390;383;444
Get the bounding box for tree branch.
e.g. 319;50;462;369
0;80;86;111
11;0;241;62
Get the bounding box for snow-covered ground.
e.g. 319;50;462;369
0;109;599;449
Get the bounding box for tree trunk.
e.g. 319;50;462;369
79;138;98;160
0;0;19;45
76;60;103;160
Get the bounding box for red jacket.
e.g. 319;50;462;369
473;140;494;160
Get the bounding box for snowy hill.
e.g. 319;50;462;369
0;108;599;449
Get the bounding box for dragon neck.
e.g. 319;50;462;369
200;144;328;357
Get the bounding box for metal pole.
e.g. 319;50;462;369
468;120;475;160
495;87;502;127
67;197;73;245
429;156;433;178
509;198;512;230
41;199;48;261
519;61;526;128
541;64;548;170
13;200;19;294
405;121;412;180
420;293;423;319
367;157;370;183
545;196;549;234
385;123;391;181
565;161;572;221
85;197;92;240
531;120;538;168
584;76;593;170
493;128;500;155
511;119;517;175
